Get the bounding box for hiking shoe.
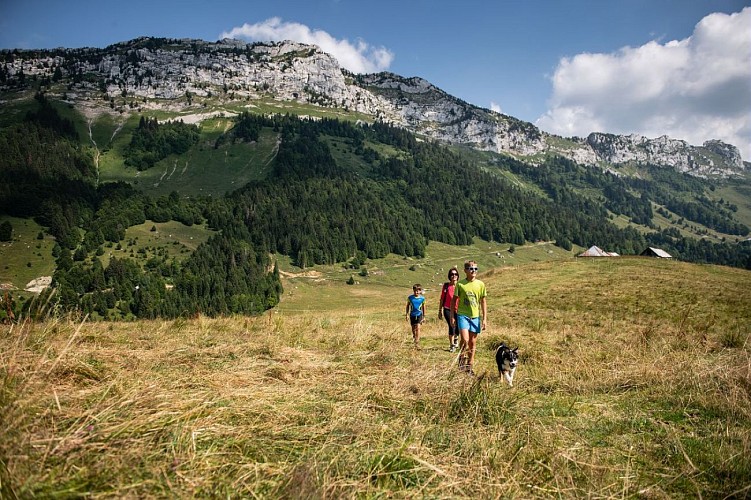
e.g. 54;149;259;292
449;345;456;352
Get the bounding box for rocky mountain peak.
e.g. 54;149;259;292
1;37;746;177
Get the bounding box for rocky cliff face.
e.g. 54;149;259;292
584;133;746;177
2;37;746;177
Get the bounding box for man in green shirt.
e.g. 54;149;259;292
451;260;487;375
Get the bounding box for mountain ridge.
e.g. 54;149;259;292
3;43;751;320
1;36;747;178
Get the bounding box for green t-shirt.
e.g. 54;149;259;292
455;278;487;318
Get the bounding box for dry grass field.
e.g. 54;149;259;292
2;256;750;498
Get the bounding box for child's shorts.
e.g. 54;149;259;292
410;314;424;326
457;314;482;334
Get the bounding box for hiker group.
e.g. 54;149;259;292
405;260;487;376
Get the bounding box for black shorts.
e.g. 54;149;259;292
410;314;424;325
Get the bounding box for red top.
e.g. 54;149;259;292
439;282;457;311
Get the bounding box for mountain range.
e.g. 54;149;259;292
1;36;750;319
2;36;748;178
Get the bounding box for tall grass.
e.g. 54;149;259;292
2;258;750;497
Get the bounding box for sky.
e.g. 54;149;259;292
1;0;750;160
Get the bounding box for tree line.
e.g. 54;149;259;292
2;101;750;321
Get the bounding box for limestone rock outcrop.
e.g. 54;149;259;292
2;37;746;177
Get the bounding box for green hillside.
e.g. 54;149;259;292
97;118;280;197
1;93;750;321
0;216;57;290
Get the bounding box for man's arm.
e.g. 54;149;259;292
480;296;487;329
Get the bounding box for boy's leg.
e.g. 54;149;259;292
458;328;470;370
466;332;478;369
458;328;467;354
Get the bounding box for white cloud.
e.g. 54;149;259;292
220;17;394;74
536;7;751;160
490;101;503;114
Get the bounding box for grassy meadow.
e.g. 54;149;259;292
97;122;280;198
96;220;216;269
2;247;750;498
0;216;57;291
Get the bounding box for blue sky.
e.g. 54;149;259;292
1;0;749;159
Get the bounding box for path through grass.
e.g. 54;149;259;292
1;257;749;497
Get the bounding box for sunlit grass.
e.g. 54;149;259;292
98;126;279;197
96;220;216;269
0;216;57;290
2;257;749;497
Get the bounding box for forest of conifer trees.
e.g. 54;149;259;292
1;96;750;321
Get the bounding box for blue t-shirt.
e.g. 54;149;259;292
408;294;425;317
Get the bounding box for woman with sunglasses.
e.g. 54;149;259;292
451;260;487;375
438;267;460;352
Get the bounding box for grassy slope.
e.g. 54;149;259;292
97;220;216;269
93;95;373;198
0;218;214;294
2;248;749;498
0;216;57;291
715;180;751;235
96;117;280;198
2;98;750;496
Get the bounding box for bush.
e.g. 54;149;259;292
0;221;12;241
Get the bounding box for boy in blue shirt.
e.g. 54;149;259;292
406;284;426;347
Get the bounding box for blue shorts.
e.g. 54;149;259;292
457;314;482;334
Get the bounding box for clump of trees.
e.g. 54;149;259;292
213;112;261;148
124;116;200;170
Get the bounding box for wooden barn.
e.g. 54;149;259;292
577;245;619;257
640;247;672;258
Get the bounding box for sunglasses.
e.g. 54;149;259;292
449;273;459;277
466;267;479;271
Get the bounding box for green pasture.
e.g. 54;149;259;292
87;112;129;151
275;239;576;315
3;251;749;498
0;92;41;127
98;125;279;197
0;216;57;291
246;96;373;123
96;220;215;268
714;180;751;233
322;136;373;174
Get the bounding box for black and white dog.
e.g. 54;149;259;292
495;343;519;387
